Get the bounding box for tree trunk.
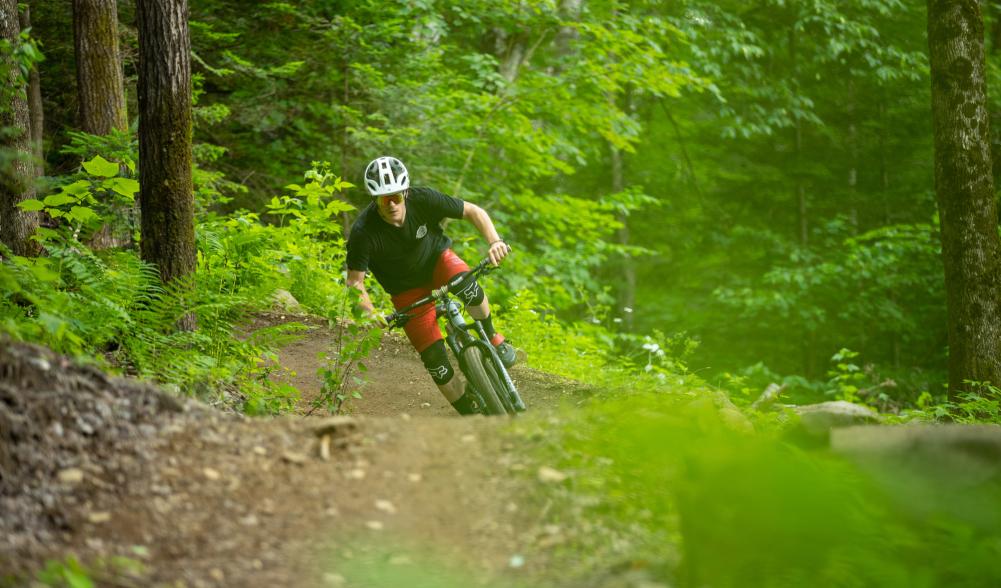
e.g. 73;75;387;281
928;0;1001;394
494;28;525;84
18;2;43;177
878;96;901;368
73;0;127;135
136;0;195;295
611;142;635;331
0;0;39;257
847;78;866;358
789;6;814;376
339;60;351;237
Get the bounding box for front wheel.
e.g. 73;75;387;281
461;346;506;416
483;354;517;414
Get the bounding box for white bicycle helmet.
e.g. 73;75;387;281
364;156;410;197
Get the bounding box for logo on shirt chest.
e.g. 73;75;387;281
415;224;427;239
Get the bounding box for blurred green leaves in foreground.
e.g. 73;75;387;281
552;393;1001;587
314;392;1001;588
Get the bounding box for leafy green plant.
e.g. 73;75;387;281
262;162;355;314
497;289;610;380
33;556;93;588
616;329;698;379
0;26;43;108
310;290;383;415
30;554;144;588
900;381;1001;424
1;160;364;413
827;347;865;402
17;155;138;243
60;128;137;175
949;381;1001;422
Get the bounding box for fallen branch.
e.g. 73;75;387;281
750;383;787;411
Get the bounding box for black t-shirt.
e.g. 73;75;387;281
346;187;465;294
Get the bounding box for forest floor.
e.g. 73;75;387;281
1;314;606;588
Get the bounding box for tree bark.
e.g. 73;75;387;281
0;0;39;257
928;0;1001;394
136;0;195;291
18;2;42;177
73;0;127;135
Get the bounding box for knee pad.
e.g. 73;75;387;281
419;340;454;385
451;272;485;307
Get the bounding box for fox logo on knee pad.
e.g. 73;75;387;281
459;281;481;305
428;364;449;381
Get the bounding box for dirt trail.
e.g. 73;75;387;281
1;319;587;587
274;314;575;418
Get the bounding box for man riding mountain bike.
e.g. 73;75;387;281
345;156;517;416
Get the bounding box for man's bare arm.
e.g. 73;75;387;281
462;202;511;265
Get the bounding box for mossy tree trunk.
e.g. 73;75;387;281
928;0;1001;394
73;0;126;135
18;2;43;178
136;0;195;305
0;0;39;257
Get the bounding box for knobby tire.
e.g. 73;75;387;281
461;346;506;416
483;354;516;414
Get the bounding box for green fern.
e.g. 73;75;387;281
2;162;358;414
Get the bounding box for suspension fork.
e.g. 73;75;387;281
441;300;469;359
440;301;484;407
465;321;526;412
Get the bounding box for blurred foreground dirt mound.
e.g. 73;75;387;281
0;341;203;557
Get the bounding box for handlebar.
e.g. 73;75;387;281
384;257;498;329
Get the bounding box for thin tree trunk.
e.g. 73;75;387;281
878;96;901;368
660;101;702;198
847;78;859;233
556;0;582;51
928;0;1001;394
847;78;866;358
74;0;127;135
136;0;195;301
75;0;130;250
611;141;635;332
789;6;813;376
19;3;43;178
0;0;38;257
494;27;547;84
340;60;350;237
794;109;807;245
495;28;525;84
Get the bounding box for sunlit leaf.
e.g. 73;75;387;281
105;177;140;198
82;155;120;178
69;206;98;222
17;198;45;211
43;193;77;207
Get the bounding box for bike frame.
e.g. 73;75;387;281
387;260;526;413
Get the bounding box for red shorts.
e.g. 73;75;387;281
391;249;471;353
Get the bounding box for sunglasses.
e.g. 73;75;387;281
378;192;405;205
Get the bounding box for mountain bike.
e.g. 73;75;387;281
385;259;526;416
